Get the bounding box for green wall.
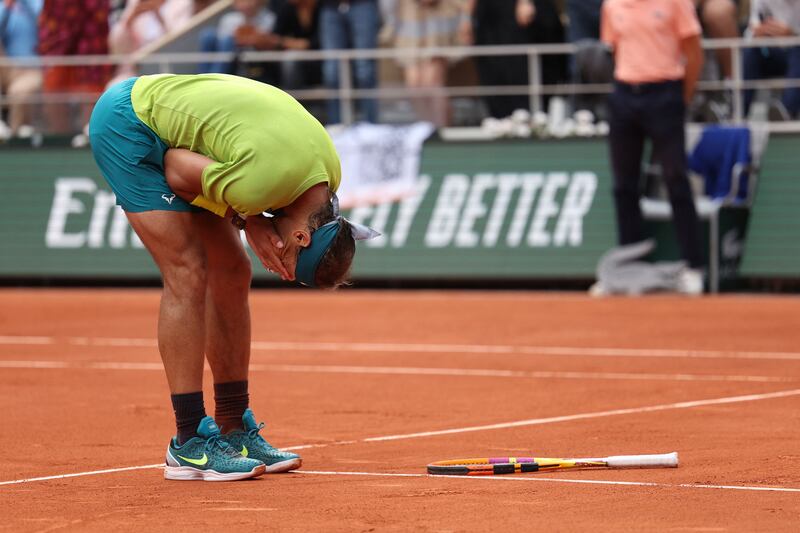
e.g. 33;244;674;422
1;133;797;282
0;138;617;281
739;134;800;278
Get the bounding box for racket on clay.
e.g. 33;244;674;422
427;452;679;476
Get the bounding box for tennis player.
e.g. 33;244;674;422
89;73;376;481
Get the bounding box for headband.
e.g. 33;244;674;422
295;195;380;287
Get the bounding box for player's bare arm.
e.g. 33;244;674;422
164;148;291;280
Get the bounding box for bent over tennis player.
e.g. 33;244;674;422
89;73;376;481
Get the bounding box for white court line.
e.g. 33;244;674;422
0;464;162;486
255;364;795;383
2;388;800;489
296;470;800;493
0;361;164;370
0;336;52;345
3;465;799;494
2;335;800;361
70;339;800;361
0;361;72;369
252;341;800;361
359;388;800;443
0;360;793;383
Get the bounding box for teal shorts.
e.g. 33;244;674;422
88;77;201;213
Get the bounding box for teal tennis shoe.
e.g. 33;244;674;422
222;409;302;473
165;416;266;481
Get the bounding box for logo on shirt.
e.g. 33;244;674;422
162;194;176;205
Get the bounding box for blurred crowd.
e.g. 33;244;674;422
0;0;798;137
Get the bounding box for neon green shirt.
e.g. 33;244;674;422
130;74;341;217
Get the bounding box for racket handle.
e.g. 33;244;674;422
605;452;679;468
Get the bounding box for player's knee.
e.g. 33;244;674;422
161;252;209;297
227;251;253;287
209;249;252;291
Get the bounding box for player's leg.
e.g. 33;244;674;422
192;211;252;432
127;211;208;394
90;79;209;437
89;77;263;480
126;211;265;481
193;213;302;473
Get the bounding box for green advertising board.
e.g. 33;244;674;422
739;134;800;278
347;138;616;279
3;133;795;284
0;146;161;278
0;138;618;281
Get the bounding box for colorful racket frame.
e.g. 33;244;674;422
427;453;679;476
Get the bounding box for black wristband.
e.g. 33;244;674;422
231;214;247;230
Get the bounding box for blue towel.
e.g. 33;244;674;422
688;126;751;202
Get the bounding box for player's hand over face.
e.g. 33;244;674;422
244;216;294;281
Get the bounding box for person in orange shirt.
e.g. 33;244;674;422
600;0;705;294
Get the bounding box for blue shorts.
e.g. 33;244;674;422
88;77;201;213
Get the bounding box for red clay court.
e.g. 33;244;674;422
1;288;799;531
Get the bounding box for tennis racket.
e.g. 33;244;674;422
427;452;678;476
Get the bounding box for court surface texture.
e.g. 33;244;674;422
1;289;798;531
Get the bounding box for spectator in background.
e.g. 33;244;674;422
109;0;198;83
600;0;706;295
563;0;611;117
109;0;128;25
694;0;740;81
470;0;565;119
38;0;113;134
319;0;380;123
0;0;42;138
273;0;322;90
199;0;321;90
687;0;740;122
198;0;279;81
743;0;800;119
565;0;602;44
382;0;470;127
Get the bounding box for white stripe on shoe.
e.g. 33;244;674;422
163;464;266;481
264;458;302;473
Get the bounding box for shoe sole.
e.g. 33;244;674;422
164;463;266;481
265;457;302;473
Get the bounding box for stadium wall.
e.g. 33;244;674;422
0;134;797;285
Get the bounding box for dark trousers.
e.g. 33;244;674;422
608;80;704;268
742;45;800;118
473;0;566;118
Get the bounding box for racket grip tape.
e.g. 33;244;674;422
605;452;679;468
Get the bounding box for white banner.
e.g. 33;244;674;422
328;122;435;208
